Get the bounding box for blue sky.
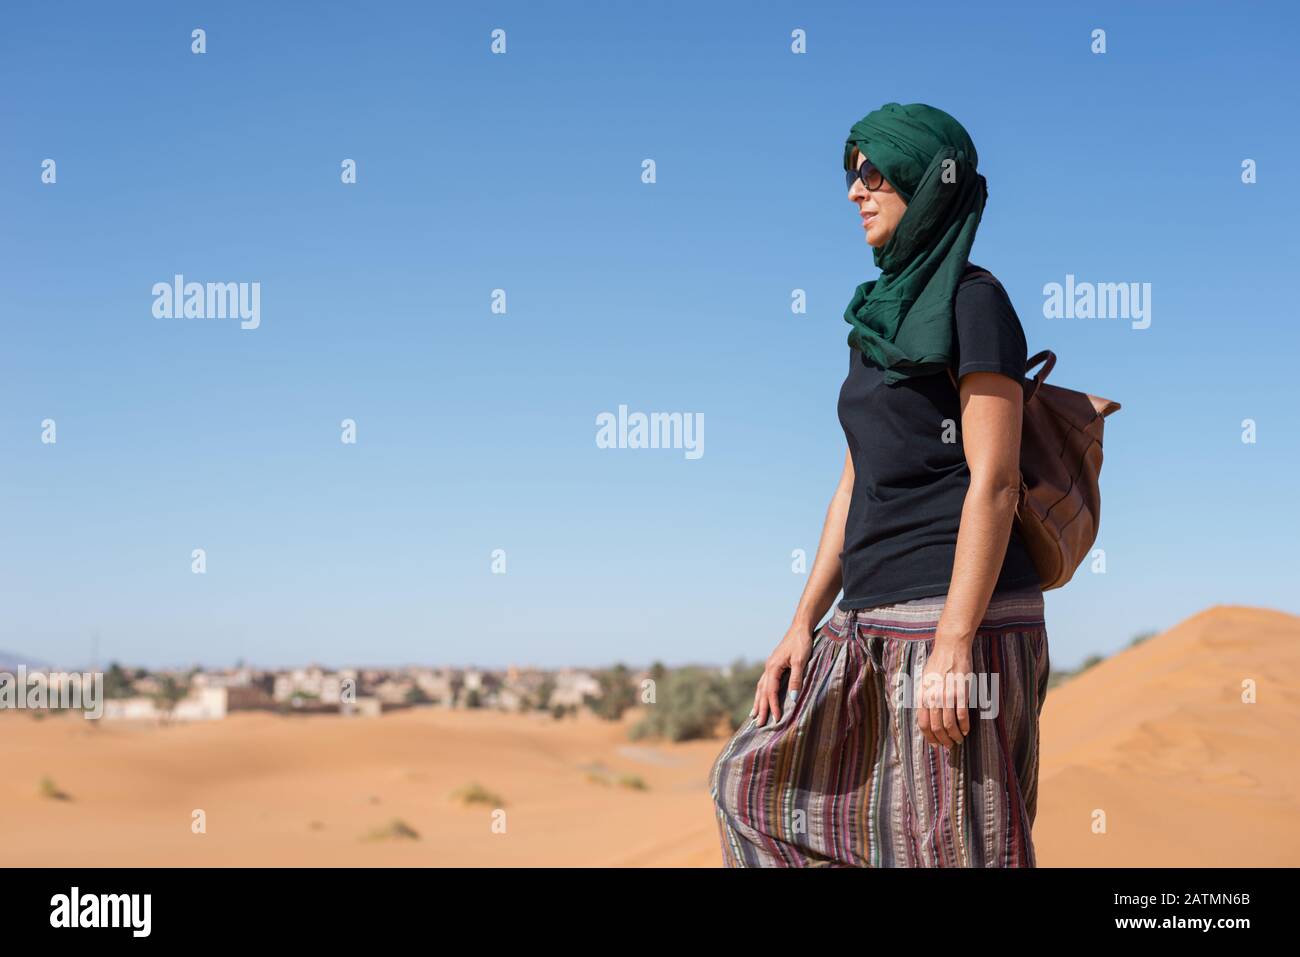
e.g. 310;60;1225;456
2;1;1298;671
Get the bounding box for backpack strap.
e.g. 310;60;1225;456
1025;350;1055;402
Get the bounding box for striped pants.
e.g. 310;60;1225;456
708;586;1050;867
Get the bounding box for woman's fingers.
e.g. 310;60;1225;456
954;677;971;739
918;673;938;746
766;677;782;724
917;707;935;747
939;705;962;748
918;666;974;749
787;656;805;703
933;676;955;747
918;686;953;749
927;707;951;748
754;664;786;727
941;676;968;746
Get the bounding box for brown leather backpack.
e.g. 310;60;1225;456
947;277;1122;590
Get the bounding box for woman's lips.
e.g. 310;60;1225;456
861;214;877;227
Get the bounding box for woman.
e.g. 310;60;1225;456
708;103;1051;868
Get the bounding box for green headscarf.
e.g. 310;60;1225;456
841;102;988;384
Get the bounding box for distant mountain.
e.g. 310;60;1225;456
0;650;54;671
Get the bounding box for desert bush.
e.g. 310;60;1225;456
586;663;637;721
629;665;731;742
362;818;419;841
451;781;505;807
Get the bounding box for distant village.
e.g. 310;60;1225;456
2;653;763;740
93;662;627;722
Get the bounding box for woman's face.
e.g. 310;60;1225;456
847;148;907;248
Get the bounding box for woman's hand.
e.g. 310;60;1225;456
751;624;813;728
917;639;975;749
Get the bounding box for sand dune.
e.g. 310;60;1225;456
1034;604;1300;866
0;706;724;867
2;603;1296;866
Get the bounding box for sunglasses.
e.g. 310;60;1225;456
845;159;885;192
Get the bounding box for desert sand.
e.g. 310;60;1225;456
2;604;1296;867
1035;603;1300;866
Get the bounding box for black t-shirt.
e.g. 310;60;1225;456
836;262;1042;610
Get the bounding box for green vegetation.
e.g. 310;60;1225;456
103;662;134;700
362;818;420;841
151;673;188;720
579;760;647;791
451;781;505;808
719;659;766;730
628;664;750;743
534;675;556;711
586;663;637;720
39;776;70;801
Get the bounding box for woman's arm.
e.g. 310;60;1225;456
752;448;854;726
920;371;1024;748
939;372;1024;640
791;447;854;634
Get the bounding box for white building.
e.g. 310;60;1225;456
101;686;228;722
101;696;161;720
273;667;357;704
172;687;227;721
551;669;601;709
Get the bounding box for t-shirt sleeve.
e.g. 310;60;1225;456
952;277;1028;381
